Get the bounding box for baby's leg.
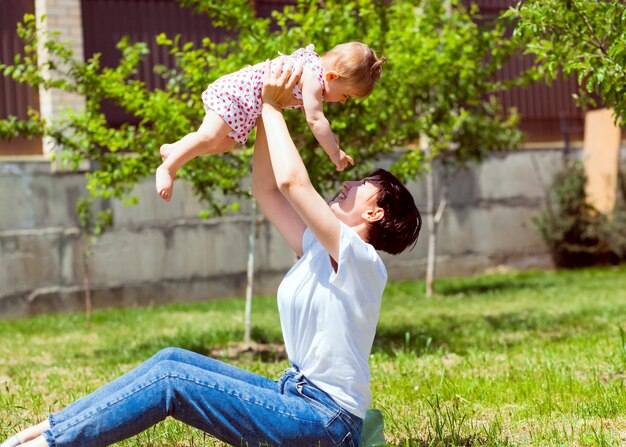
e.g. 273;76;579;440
160;110;234;161
156;111;234;202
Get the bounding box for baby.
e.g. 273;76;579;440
156;42;385;202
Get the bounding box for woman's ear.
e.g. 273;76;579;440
364;206;384;223
324;70;340;81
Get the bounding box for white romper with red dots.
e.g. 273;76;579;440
201;44;325;145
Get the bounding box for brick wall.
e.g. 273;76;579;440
34;0;86;160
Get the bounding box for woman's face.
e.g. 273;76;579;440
329;178;380;227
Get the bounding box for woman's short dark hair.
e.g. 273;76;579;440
366;169;421;255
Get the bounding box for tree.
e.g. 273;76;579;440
376;0;523;296
76;196;112;325
506;0;626;123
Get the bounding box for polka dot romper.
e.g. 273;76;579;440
201;44;325;145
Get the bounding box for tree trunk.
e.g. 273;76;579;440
425;160;449;298
80;236;93;326
425;162;436;297
243;198;257;347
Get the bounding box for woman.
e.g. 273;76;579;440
2;61;421;447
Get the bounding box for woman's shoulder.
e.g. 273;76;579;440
332;223;388;288
308;223;380;262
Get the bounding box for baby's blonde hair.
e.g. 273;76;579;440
322;42;386;98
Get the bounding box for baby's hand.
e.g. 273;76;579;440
331;149;355;172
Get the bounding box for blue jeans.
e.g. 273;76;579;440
43;347;362;447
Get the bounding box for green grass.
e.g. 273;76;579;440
1;266;625;446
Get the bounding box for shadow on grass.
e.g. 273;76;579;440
92;326;287;365
435;275;553;297
373;307;604;358
373;323;454;357
393;436;507;446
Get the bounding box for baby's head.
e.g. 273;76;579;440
321;42;385;101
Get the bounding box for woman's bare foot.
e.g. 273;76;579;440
156;164;175;202
2;420;50;446
0;435;21;447
20;436;48;447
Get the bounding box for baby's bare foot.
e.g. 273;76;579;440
156;164;175;202
160;144;173;162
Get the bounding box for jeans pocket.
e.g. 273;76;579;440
296;382;337;418
296;382;356;447
325;416;358;447
338;409;362;447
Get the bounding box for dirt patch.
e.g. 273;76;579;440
209;342;287;363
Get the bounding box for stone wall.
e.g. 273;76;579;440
2;147;621;319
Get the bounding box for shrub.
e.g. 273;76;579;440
536;160;626;268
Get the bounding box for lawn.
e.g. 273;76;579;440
1;266;625;446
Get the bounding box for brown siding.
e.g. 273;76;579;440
253;0;295;19
82;0;583;142
80;0;297;126
81;0;239;91
469;0;584;142
0;0;42;155
0;0;585;151
81;0;234;126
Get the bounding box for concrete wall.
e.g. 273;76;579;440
382;147;569;278
1;147;616;319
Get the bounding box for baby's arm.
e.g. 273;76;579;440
301;72;353;171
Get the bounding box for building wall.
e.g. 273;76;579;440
3;147;610;320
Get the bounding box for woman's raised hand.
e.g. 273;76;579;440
261;59;303;109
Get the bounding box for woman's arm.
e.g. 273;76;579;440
259;62;342;261
252;118;307;256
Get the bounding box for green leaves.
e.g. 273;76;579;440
381;0;522;179
510;0;626;124
0;111;46;140
76;196;113;241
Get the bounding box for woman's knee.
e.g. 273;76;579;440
152;347;186;363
